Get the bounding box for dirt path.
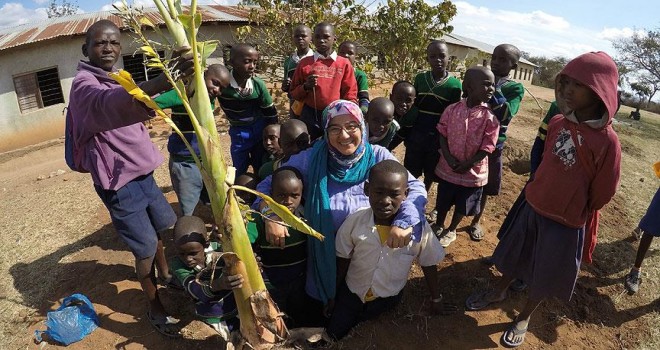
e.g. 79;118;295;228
1;87;659;349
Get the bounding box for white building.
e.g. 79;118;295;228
0;5;248;152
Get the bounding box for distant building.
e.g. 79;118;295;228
0;5;248;152
442;32;537;82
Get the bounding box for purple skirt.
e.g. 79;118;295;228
492;198;584;301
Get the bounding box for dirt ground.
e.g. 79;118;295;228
1;84;659;350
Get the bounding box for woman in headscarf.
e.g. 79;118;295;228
255;99;427;323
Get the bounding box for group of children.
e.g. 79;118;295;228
70;17;638;348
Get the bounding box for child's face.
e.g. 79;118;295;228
367;110;394;139
292;27;312;52
263;125;282;157
84;25;121;72
466;70;495;104
177;241;206;269
558;75;600;114
390;86;415;116
313;25;335;56
338;43;356;65
427;43;449;77
235;175;257;204
272;178;303;213
327;114;362;156
230;48;258;80
366;171;408;223
490;46;517;78
204;71;230;99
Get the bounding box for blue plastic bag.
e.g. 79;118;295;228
34;293;99;345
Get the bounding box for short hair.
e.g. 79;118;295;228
235;172;258;189
369;159;408;183
292;24;312;34
314;22;335;34
173;216;207;246
339;40;356;49
391;80;414;93
272;166;304;187
229;43;256;61
427;39;447;50
206;63;229;78
495;44;521;63
85;20;119;45
463;66;493;85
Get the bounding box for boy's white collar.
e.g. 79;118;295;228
313;51;338;61
230;73;254;96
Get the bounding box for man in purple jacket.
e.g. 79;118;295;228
68;20;194;337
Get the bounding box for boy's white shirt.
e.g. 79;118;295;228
230;73;254;97
335;207;445;303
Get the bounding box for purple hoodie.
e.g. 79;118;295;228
69;61;163;190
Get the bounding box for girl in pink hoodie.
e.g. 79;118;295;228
464;51;621;348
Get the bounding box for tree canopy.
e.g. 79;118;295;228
46;0;79;18
612;29;660;104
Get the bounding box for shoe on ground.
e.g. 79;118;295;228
624;269;641;294
439;230;457;248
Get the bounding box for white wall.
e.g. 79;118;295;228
0;23;239;152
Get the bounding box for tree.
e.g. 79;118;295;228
612;29;660;104
364;0;456;81
46;0;79;18
527;55;568;89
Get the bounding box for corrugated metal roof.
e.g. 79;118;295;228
442;32;537;67
0;5;248;52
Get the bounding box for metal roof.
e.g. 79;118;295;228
0;5;249;52
442;32;537;67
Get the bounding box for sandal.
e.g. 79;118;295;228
465;289;507;311
501;320;528;348
468;224;484;241
426;209;438;224
146;311;181;338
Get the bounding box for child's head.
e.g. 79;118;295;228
229;44;258;80
204;64;231;99
338;41;357;66
462;66;495;106
490;44;520;78
366;97;395;139
365;160;409;223
82;20;122;72
235;173;259;205
292;24;312;52
279;119;310;157
426;40;449;77
271;166;304;213
312;22;336;56
390;81;415;117
174;216;208;269
556;51;619;123
263;124;283;159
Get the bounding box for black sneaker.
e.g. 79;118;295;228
624;269;641;294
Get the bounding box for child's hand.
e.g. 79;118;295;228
429;299;459;316
323;298;335;318
213;272;244;291
282;78;291;92
387;225;412;248
303;75;318;91
445;154;460;170
170;46;195;80
453;162;472;174
265;217;290;248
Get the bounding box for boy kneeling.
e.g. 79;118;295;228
327;160;455;340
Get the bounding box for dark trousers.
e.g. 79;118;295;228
326;284;403;340
299;104;325;141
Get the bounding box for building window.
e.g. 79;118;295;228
122;50;165;83
13;67;65;114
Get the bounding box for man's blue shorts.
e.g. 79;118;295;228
169;158;210;216
639;187;660;237
95;173;177;260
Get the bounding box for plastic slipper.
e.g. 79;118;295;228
501;320;528;348
468;224;484;241
146;311;181;338
465;289;507;311
426;209;438;224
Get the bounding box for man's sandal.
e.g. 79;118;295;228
146;311;181;338
501;320;528;348
465;289;507;311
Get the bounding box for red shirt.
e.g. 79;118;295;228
526;115;621;228
290;53;358;110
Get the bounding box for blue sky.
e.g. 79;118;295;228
2;0;659;58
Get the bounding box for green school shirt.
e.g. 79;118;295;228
494;79;525;146
406;71;462;132
217;75;277;126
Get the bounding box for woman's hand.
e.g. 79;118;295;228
387;225;412;248
265;216;290;248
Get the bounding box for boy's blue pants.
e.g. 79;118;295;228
229;120;266;176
